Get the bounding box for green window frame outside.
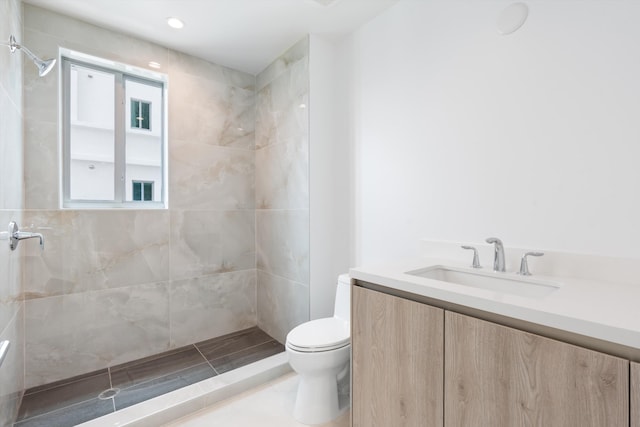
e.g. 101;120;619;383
131;99;151;130
133;181;153;201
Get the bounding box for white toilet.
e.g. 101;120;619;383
286;273;351;425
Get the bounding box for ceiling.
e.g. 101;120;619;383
23;0;399;75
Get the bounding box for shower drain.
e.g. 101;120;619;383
98;388;121;400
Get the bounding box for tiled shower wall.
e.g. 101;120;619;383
255;39;310;343
21;5;259;388
0;0;25;424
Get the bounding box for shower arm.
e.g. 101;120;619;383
1;35;56;77
3;36;34;60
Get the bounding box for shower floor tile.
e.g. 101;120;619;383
196;327;273;361
210;340;285;374
111;346;209;390
17;370;111;421
14;398;114;427
13;327;284;427
113;363;217;411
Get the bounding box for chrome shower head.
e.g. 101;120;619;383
3;35;57;77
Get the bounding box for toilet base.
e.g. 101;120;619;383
286;344;351;425
293;373;340;425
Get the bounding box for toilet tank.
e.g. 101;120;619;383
334;274;351;322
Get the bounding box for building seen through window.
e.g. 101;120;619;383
62;53;167;208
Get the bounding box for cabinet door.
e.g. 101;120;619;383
352;286;444;427
445;311;629;427
633;362;640;427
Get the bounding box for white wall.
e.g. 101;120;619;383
309;35;352;318
345;0;640;265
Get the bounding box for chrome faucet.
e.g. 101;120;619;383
485;237;505;272
8;221;44;250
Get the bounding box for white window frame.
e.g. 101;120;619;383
60;48;169;209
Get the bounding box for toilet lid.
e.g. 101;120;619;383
286;317;350;352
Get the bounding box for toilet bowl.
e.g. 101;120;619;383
286;274;351;425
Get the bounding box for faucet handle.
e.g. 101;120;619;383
519;251;544;276
8;221;44;251
461;246;481;269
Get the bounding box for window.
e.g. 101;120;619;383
132;181;153;201
61;51;167;208
131;99;151;130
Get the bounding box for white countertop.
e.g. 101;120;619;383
350;257;640;351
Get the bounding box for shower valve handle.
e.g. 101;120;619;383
8;221;44;251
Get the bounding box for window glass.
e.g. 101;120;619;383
144;182;153;200
133;181;142;201
125;79;162;202
62;54;167;208
68;64;115;201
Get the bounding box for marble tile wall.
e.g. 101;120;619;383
21;5;259;388
255;38;311;343
0;0;25;425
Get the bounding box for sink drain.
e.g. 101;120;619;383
98;388;120;400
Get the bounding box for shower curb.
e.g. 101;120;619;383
77;352;291;427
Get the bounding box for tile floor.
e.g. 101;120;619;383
166;372;351;427
14;327;283;427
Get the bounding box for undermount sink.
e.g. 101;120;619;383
406;265;561;299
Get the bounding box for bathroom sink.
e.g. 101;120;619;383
405;265;560;299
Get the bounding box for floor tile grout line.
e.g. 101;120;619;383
194;343;220;375
107;365;116;414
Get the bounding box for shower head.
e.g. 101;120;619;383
2;35;57;77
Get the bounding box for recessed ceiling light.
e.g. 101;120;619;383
496;3;528;35
166;17;184;29
148;61;161;69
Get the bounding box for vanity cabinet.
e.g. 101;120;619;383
633;362;640;427
352;286;444;427
445;311;628;427
352;284;631;427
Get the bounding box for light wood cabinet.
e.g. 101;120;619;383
632;362;640;427
444;311;629;427
352;286;444;427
